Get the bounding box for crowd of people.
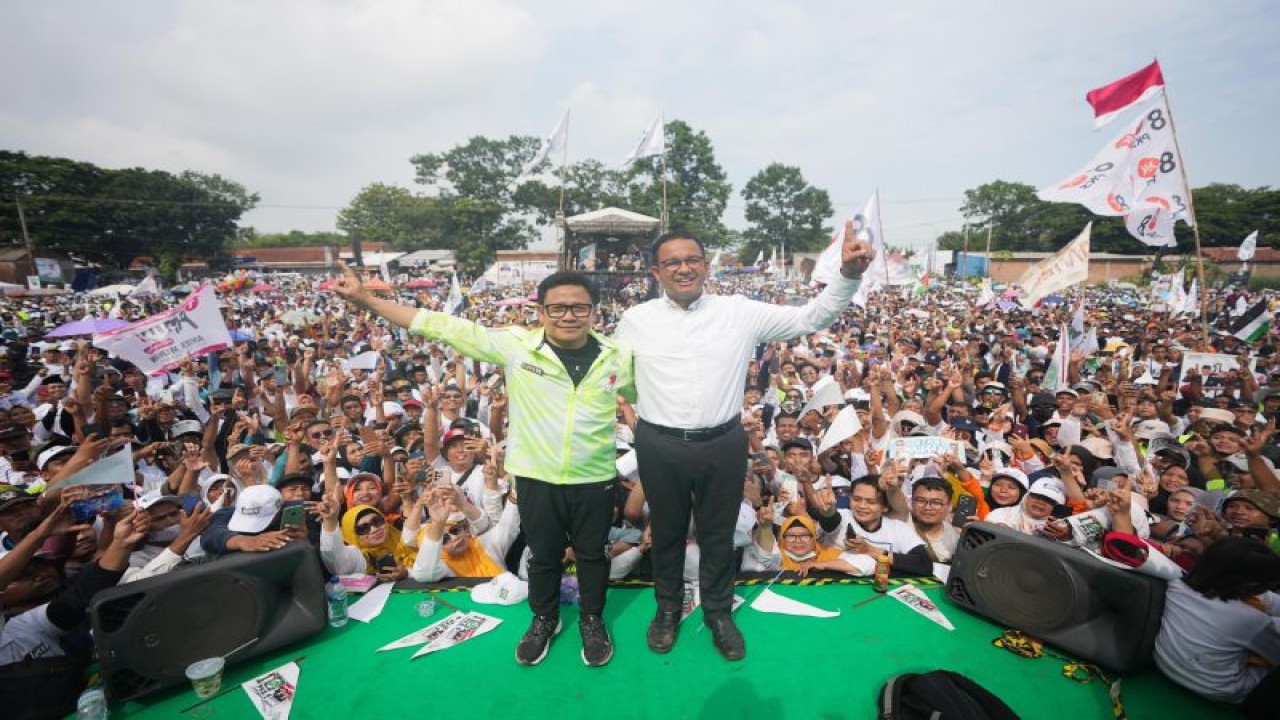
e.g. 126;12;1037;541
1;239;1279;717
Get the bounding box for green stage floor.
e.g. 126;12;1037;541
115;580;1232;720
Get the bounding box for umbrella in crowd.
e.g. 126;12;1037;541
251;283;278;294
44;318;129;338
403;278;436;289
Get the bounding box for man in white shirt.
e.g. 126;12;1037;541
614;224;872;661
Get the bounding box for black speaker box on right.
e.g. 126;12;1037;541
89;542;327;705
945;522;1166;674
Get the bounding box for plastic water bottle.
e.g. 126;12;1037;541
76;687;108;719
325;576;348;627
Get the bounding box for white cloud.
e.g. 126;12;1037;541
3;0;1278;246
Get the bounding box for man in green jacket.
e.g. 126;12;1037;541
334;263;634;667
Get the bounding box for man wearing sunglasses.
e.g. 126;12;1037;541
614;223;873;661
334;263;634;668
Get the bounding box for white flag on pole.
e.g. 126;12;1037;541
813;191;883;297
1238;230;1258;262
1038;96;1192;247
445;271;464;316
622;113;665;166
1015;223;1091;307
1181;278;1199;316
753;249;764;265
514;110;569;185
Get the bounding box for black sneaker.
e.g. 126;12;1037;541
515;615;562;666
579;614;614;667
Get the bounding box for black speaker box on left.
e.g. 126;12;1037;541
90;542;327;705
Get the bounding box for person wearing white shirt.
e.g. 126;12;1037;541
613;225;873;662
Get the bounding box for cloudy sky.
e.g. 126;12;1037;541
4;1;1278;253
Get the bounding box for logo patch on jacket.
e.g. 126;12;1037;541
520;362;545;376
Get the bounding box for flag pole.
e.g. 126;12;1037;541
660;151;669;233
984;224;994;278
558;109;570;217
875;190;890;289
961;224;970;281
1158;83;1208;347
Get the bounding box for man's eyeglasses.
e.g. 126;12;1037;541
911;498;949;509
309;428;334;440
441;392;464;400
445;522;470;538
656;257;706;271
354;515;387;536
542;304;593;318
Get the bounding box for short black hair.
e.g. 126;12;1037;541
911;476;954;500
536;270;599;305
850;476;889;507
1184;537;1280;601
651;231;705;263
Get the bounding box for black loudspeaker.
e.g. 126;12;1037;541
89;543;327;704
945;523;1166;674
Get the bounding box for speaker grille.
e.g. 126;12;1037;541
968;544;1081;631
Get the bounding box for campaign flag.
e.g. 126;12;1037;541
709;248;722;276
514;110;569;185
444;271;465;316
1015;223;1091;306
1238;230;1258;262
1085;60;1166;128
976;277;995;306
1166;269;1187;314
815;192;883;299
622;113;665;166
92;284;232;376
241;661;300;720
1071;298;1086;333
1044;323;1071;391
47;446;133;489
129;274;159;299
1038;96;1192;247
1181;278;1199;316
753;248;764;266
1230;300;1271;343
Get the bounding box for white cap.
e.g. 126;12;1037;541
171;419;203;437
198;473;241;505
991;467;1029;490
1027;478;1066;505
228;485;283;533
36;445;76;471
1132;419;1172;440
136;490;182;511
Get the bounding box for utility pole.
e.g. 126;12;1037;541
15;196;36;281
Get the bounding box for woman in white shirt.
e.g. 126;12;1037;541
1154;537;1280;717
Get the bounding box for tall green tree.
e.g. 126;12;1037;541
408;135;541;271
337;183;448;250
739;163;833;262
513;159;630;227
0;151;256;271
624;120;733;246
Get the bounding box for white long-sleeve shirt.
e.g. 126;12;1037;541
614;278;859;429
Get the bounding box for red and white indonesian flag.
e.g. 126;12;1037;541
1016;223;1091;306
1086;60;1165;128
92;284;232;376
1037;95;1192;247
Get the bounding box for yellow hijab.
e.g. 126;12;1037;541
340;505;417;574
778;515;844;570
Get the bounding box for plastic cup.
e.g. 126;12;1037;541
184;657;225;699
416;597;436;618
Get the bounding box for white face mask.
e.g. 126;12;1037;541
148;525;180;544
782;548;817;562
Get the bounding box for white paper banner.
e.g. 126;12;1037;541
1015;224;1091;306
888;584;954;630
378;612;464;652
241;661;299;720
411;612;502;659
49;446;133;488
92;284;232;376
887;436;965;460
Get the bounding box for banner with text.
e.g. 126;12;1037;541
92;284;232;376
1016;223;1091;307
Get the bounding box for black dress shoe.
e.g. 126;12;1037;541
704;614;746;661
647;609;680;653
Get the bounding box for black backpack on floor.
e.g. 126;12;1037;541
879;670;1021;720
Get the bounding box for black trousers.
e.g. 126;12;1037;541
516;476;615;618
634;422;748;616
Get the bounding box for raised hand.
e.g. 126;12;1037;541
332;261;368;304
840;219;876;279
